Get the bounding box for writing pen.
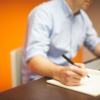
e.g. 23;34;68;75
62;54;90;78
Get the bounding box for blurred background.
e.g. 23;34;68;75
0;0;100;92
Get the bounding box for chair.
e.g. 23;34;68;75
10;48;22;87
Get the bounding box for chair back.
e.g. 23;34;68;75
10;48;22;87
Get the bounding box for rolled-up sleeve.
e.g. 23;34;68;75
25;7;52;62
84;18;100;51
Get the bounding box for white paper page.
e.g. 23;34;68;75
47;73;100;96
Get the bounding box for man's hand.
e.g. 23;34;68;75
55;63;88;86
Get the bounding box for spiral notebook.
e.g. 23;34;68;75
47;68;100;97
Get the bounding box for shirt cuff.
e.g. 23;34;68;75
26;51;47;63
89;38;100;51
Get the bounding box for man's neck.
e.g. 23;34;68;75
65;0;80;14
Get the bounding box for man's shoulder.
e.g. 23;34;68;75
31;0;60;14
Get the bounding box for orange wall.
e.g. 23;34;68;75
0;0;82;92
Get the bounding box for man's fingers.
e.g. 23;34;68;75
67;65;88;76
72;77;81;83
75;63;85;69
65;81;80;86
65;71;83;79
68;76;81;82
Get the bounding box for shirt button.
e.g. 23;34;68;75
71;12;73;14
66;14;68;17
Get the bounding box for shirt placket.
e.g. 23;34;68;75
70;14;75;59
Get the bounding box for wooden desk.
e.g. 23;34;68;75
0;77;100;100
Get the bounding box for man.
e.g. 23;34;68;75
22;0;100;86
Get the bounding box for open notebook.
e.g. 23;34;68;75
47;68;100;97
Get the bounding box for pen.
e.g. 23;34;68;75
62;54;90;78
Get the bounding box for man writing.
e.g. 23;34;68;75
22;0;100;86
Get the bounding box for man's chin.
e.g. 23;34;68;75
81;6;89;11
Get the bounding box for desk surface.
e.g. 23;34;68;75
0;77;100;100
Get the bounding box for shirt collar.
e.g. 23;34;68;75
61;0;80;17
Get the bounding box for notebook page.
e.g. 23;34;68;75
47;74;100;96
86;68;100;76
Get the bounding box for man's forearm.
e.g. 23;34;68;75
28;55;63;80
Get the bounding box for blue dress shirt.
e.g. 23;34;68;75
22;0;100;83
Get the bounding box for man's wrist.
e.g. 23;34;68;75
52;64;63;81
